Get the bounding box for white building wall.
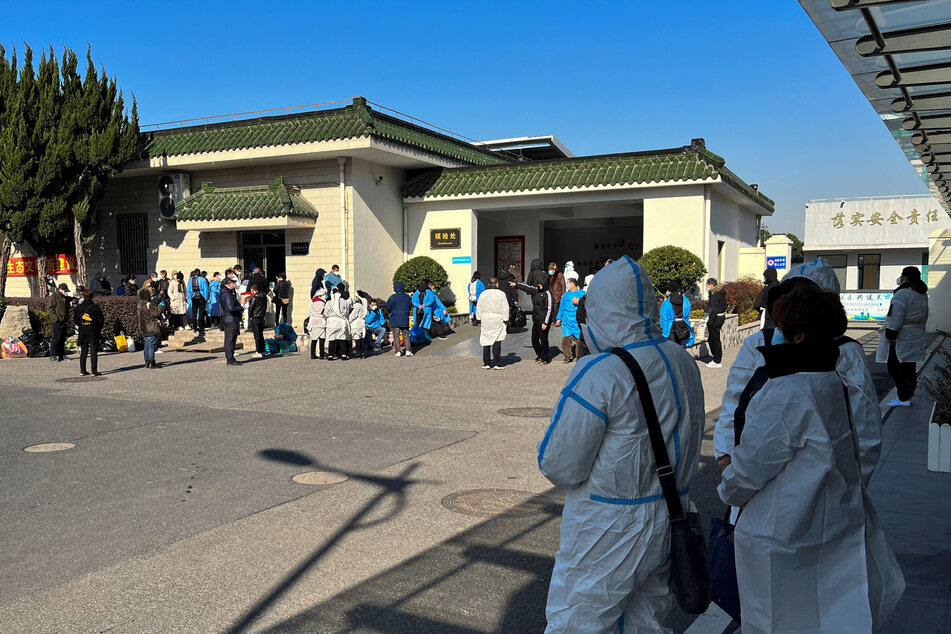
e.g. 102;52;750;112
708;189;760;283
349;158;406;298
406;204;478;307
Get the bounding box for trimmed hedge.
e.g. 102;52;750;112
638;246;707;296
393;256;449;292
4;296;141;340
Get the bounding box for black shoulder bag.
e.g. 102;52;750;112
610;347;711;615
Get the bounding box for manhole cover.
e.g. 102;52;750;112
24;442;75;453
55;376;107;383
292;471;349;485
497;407;551;419
441;489;555;517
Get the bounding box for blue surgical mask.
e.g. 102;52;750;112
548;270;554;276
771;329;784;345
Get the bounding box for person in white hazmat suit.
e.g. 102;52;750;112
876;265;929;407
714;258;882;485
718;282;904;633
539;257;704;633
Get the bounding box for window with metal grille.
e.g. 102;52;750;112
117;214;149;274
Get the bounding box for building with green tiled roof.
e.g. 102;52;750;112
7;97;775;325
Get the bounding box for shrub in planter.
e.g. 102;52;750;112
4;296;140;340
925;346;951;426
393;256;449;292
723;276;762;315
638;246;706;297
738;310;760;326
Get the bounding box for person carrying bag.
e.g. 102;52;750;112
610;346;711;615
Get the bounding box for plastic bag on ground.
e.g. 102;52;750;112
264;338;279;355
274;323;297;342
2;338;28;359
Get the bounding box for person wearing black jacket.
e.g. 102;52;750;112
515;278;555;364
385;281;413;357
753;266;779;329
273;273;291;325
123;275;139;297
705;277;727;367
310;268;326;300
219;277;247;366
46;283;70;362
247;284;269;357
73;289;104;376
498;265;517;305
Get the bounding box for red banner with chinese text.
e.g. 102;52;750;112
6;257;39;277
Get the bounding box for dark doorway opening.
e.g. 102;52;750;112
241;231;286;285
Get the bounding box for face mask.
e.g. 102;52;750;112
771;329;784;345
370;306;377;311
548;270;554;276
896;277;903;285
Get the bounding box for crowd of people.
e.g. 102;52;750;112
539;256;927;633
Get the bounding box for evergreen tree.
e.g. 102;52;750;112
0;45;138;293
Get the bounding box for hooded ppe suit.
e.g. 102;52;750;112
875;281;929;365
539;257;704;634
714;257;882;484
719;339;904;634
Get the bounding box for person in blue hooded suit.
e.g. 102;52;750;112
186;270;210;334
411;280;437;330
659;280;695;347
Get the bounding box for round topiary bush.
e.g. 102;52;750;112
393;256;449;292
637;245;707;296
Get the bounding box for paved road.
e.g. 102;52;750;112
0;322;902;633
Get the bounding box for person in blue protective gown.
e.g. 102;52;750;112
539;257;705;633
659;280;695;347
555;277;585;363
411;280;437;331
468;271;486;325
207;272;222;327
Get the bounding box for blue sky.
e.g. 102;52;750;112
2;0;929;235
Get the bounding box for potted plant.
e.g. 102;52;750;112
924;345;951;472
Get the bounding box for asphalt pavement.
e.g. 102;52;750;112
0;322;943;633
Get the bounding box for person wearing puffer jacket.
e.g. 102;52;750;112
386;282;413;357
308;293;328;359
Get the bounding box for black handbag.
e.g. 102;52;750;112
509;305;527;328
610;347;711;615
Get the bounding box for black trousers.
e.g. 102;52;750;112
532;321;550;360
51;321;67;360
352;338;365;358
483;341;501;366
330;339;350;358
79;339;99;373
707;323;723;363
310;338;325;359
887;345;918;401
275;301;289;324
223;322;240;363
191;298;207;331
249;318;265;354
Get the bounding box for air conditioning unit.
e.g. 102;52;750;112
158;173;191;219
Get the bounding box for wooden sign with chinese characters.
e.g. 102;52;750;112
430;228;461;249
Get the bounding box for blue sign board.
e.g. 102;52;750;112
766;256;787;268
452;256;472;264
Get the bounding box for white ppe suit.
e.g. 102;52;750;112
875;286;929;364
714;258;882;484
718;339;904;633
476;287;508;346
539;257;705;633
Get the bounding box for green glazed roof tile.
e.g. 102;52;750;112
175;177;320;222
402;146;774;212
142;97;507;167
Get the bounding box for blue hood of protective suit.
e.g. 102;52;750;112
394;281;405;293
782;257;840;292
583;256;661;352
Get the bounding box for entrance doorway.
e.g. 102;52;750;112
240;231;286;284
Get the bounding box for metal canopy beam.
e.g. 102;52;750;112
831;0;927;8
912;131;951;145
902;113;951;131
915;142;951;154
856;21;951;56
892;91;951;112
877;62;951;87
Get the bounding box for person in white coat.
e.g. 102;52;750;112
719;282;904;634
539;257;704;633
476;278;508;369
349;293;368;358
307;294;327;360
714;257;882;485
876;265;929;407
325;285;351;360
